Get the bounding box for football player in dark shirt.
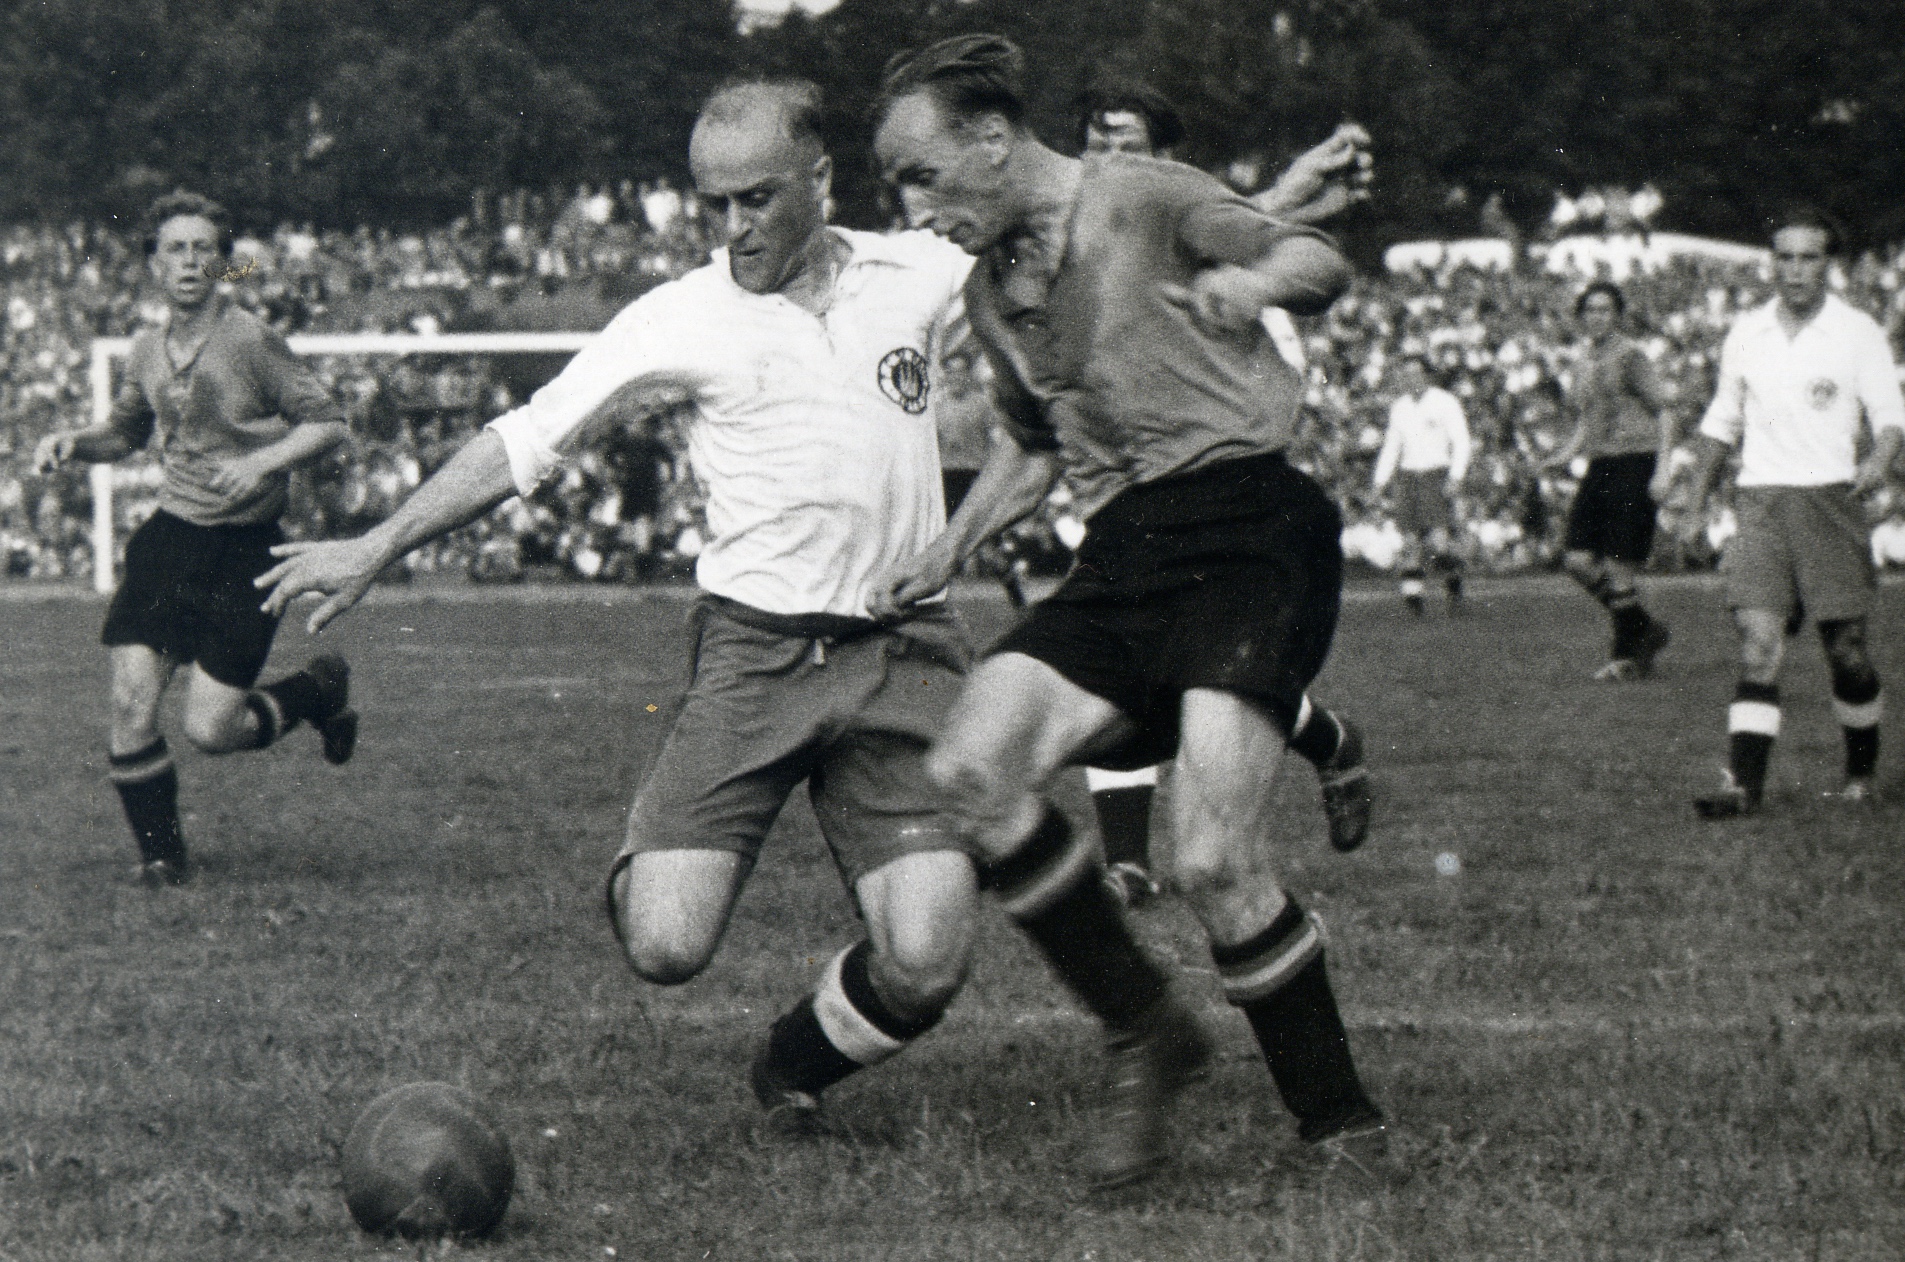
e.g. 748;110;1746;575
35;192;356;885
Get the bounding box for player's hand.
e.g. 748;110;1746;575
205;454;272;502
1160;265;1275;339
256;537;385;633
1270;124;1374;219
32;432;75;474
867;545;957;622
1853;454;1890;496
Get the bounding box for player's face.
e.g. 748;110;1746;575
690;119;830;295
875;93;1014;254
1770;225;1831;314
1397;360;1427;395
1579;291;1619;340
1084;111;1154;156
150;214;223;310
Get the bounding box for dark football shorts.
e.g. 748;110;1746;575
612;596;974;891
1564;452;1659;564
101;509;285;689
993;451;1342;769
1722;483;1875;624
942;468;981;515
1391;468;1454;537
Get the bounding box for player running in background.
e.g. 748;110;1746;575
1069;80;1375;904
33;191;356;887
871;35;1393;1187
1543;281;1674;680
1371;356;1471;614
1679;209;1904;816
258;81;1180;1167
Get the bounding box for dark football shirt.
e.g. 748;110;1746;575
1573;335;1665;458
964;154;1328;515
108;296;342;526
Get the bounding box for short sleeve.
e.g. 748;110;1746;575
250;323;343;428
106;373;155;449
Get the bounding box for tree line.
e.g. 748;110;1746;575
2;0;1900;251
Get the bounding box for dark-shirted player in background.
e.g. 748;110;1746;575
1071;78;1376;907
1544;281;1674;679
33;191;355;886
871;35;1393;1187
1679;208;1904;815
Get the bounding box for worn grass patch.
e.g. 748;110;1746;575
3;580;1902;1260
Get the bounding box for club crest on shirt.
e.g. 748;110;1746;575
1808;378;1839;410
878;347;930;414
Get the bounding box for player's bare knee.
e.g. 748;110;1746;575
620;932;712;986
1168;841;1255;905
181;704;244;753
868;940;967;1020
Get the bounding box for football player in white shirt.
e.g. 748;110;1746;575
1372;357;1472;614
1680;209;1905;815
257;78;1177;1153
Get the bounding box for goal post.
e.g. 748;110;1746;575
85;331;596;594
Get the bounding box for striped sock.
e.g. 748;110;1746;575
1830;672;1882;779
983;809;1167;1032
757;942;944;1098
1212;897;1376;1140
107;738;185;866
1286;695;1345;768
1727;682;1780;801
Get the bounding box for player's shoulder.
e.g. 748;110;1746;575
841;228;973;293
1822;293;1888;341
1084;152;1227;204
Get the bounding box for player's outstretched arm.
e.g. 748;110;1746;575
867;427;1061;620
1162;235;1351;339
1251;123;1373;225
33;425;136;473
257;430;517;633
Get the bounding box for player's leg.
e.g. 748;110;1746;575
1395;532;1427;615
1695;605;1786;817
176;657;351;757
106;644;189;882
928;651;1208;1187
610;848;751;984
751;849;976;1125
1169;688;1385;1149
1284;692;1373;852
1820;618;1883;800
1429;523;1464;608
1087;764;1161;905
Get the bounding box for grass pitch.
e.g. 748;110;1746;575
2;578;1903;1261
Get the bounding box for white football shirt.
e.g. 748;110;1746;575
1699;294;1905;487
1372;387;1471;488
488;228;973;618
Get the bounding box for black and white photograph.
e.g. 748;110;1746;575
2;1;1902;1257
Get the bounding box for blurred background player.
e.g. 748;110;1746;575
935;339;1027;607
1072;79;1376;905
873;35;1392;1188
1543;281;1674;679
33;191;356;887
1679;208;1904;816
1371;356;1470;614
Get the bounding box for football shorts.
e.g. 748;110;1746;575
101;509;285;688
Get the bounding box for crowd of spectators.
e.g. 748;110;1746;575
5;186;1905;586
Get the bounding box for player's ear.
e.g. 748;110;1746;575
976;113;1014;168
810;152;834;203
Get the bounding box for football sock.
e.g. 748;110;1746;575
759;941;944;1096
1086;766;1157;870
1829;667;1882;779
1604;590;1652;660
1212;896;1376;1141
1727;681;1780;800
244;668;327;747
983;808;1168;1032
1286;695;1346;768
1398;570;1425;604
108;738;186;866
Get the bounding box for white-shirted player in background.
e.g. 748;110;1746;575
1372;356;1472;615
1679;208;1904;816
258;79;1181;1163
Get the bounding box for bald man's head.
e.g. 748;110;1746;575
689;77;833;295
